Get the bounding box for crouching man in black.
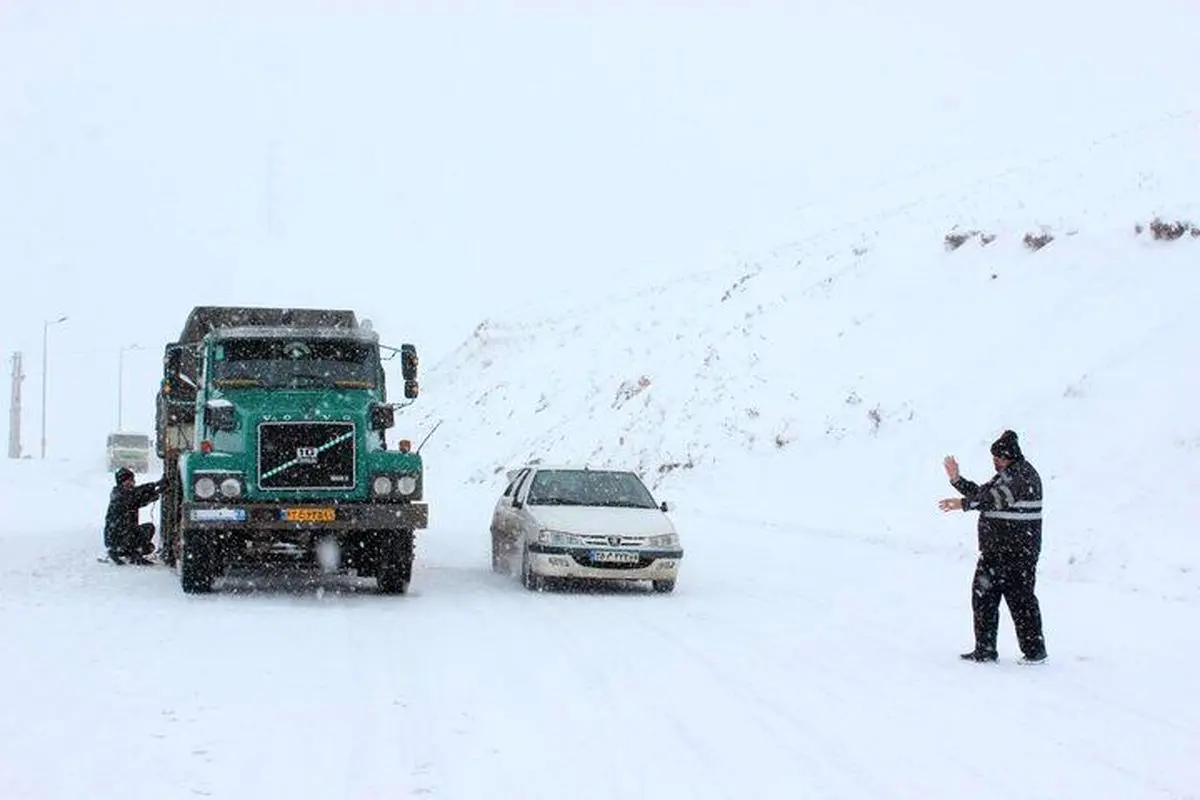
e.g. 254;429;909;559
104;468;166;565
938;430;1048;664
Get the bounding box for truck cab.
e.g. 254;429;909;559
156;307;427;594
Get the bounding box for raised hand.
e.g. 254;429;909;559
943;455;960;481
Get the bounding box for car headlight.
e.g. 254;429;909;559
395;475;418;496
372;475;393;496
647;533;679;548
538;529;585;547
218;476;243;499
194;476;217;500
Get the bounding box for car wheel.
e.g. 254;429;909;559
521;544;544;592
651;580;676;594
491;534;510;575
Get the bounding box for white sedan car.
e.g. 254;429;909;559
490;465;683;593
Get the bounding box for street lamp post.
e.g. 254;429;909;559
117;344;141;431
40;315;68;459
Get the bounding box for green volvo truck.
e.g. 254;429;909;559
155;306;428;594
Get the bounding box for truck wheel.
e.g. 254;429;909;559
348;533;380;578
159;461;182;567
651;580;676;594
377;530;414;595
181;534;218;594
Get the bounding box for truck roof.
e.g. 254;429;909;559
177;306;359;344
212;325;379;343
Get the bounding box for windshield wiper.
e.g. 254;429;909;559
530;498;584;506
214;376;263;388
333;379;375;389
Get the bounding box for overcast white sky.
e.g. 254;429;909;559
2;0;1198;457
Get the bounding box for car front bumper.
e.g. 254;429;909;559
527;543;683;581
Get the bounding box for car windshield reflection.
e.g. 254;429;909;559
526;470;658;509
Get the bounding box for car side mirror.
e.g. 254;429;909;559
660;500;673;513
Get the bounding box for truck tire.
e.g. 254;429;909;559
652;580;676;594
159;455;182;567
181;534;218;594
377;530;414;595
347;533;381;578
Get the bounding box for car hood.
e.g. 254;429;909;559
527;505;675;537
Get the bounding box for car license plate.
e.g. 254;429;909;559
281;507;336;522
592;550;639;565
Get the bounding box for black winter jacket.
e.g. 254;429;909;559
951;457;1043;559
104;481;162;544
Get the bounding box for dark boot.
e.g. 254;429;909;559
960;649;998;662
107;550;126;565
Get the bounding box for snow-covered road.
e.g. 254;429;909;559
3;469;1195;800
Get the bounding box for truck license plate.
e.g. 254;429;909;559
281;507;336;522
592;551;639;564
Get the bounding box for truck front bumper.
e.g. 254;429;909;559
182;502;428;531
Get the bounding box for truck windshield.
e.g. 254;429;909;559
211;338;379;389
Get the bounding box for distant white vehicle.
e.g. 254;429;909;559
490;465;683;593
105;434;151;472
106;432;151;473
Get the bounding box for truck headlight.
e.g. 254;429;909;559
219;477;243;499
372;476;393;496
194;476;217;500
395;475;418;496
538;529;584;547
647;533;679;548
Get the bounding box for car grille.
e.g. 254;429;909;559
572;554;657;569
258;422;356;490
579;534;644;548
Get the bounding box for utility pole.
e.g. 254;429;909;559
8;352;23;459
41;315;68;459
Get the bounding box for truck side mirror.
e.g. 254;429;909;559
204;400;237;432
404;379;419;399
370;403;395;430
401;344;418;381
162;344;183;393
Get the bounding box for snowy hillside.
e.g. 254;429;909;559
414;111;1200;601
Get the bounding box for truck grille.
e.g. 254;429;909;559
258;422;356;490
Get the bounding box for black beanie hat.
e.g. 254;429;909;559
114;468;135;485
990;430;1022;461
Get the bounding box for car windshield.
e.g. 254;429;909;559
210;337;378;390
526;470;658;509
107;434;149;448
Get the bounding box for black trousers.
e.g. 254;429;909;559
109;523;156;559
971;553;1047;657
